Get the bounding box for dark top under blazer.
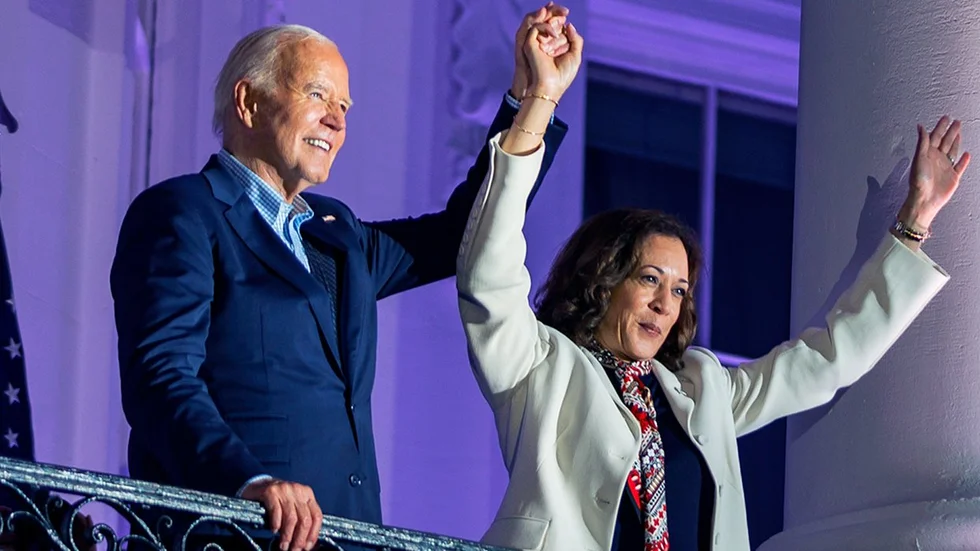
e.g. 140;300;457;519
607;372;715;551
111;97;567;524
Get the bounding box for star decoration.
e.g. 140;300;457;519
4;339;20;360
4;428;18;449
4;383;18;405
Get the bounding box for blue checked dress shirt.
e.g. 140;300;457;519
216;150;315;271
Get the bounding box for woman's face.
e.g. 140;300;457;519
595;234;690;362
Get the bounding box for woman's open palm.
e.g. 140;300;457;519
909;116;971;223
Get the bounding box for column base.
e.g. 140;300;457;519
759;498;980;551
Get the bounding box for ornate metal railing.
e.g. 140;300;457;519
0;457;511;550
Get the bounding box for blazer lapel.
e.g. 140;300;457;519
584;350;642;442
202;159;344;374
651;362;696;437
586;350;702;524
653;360;735;487
583;348;699;442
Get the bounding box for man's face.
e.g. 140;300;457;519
254;39;351;189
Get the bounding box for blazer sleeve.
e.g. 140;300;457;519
457;132;551;407
362;94;568;300
111;186;266;496
711;234;949;436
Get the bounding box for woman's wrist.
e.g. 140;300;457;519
889;225;923;252
515;91;556;125
501;101;551;156
525;82;564;104
897;200;936;234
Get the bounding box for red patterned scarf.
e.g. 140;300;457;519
587;339;669;551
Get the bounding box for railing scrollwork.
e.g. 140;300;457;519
0;457;511;551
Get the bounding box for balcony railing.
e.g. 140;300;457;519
0;457;511;550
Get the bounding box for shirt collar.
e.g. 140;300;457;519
216;149;313;230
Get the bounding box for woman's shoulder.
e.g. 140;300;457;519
679;346;726;374
536;323;607;373
539;323;585;359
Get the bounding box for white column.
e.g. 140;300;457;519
760;2;980;549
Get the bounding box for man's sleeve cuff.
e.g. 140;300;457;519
236;474;273;497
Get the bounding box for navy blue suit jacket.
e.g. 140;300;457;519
111;98;566;524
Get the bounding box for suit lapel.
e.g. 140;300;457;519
202;159;344;376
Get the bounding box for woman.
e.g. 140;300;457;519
457;35;970;551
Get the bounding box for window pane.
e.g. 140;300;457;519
711;105;796;358
585;150;700;228
584;77;702;227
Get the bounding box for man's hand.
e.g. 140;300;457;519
241;478;323;551
511;2;571;100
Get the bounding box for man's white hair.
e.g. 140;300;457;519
212;24;335;137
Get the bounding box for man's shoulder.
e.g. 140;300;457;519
127;172;219;217
144;172;213;200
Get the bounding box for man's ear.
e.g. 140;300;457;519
233;80;260;129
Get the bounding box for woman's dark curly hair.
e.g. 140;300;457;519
534;209;703;371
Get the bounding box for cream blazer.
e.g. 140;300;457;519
456;133;949;551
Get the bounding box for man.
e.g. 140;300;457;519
111;6;570;551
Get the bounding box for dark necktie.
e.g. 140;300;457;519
303;241;340;340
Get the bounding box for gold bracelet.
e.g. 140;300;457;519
892;218;930;242
513;118;546;136
522;92;559;107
